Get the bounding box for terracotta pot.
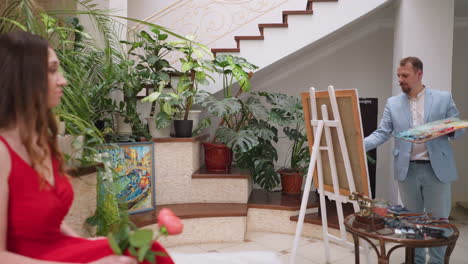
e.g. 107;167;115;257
203;142;233;172
279;169;303;195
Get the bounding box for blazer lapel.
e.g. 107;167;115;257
424;88;433;123
401;94;412;127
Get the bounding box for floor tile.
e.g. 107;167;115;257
195;242;243;252
250;232;309;252
166;229;468;264
279;253;318;264
296;241;354;263
166;244;206;254
217;240;274;253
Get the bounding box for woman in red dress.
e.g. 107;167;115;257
0;31;174;264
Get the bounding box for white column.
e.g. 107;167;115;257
392;0;455;93
386;0;455;204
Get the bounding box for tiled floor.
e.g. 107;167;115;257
167;209;468;264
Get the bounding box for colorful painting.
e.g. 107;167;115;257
395;118;468;143
100;142;155;214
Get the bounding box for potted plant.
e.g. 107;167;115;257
196;90;283;190
195;54;258;171
122;27;175;138
141;35;213;138
259;92;310;194
169;35;213;137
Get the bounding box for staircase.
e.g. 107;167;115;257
126;137;347;247
210;0;389;70
211;0;338;57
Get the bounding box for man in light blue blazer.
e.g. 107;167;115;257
364;57;464;264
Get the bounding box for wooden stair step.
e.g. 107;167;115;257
130;203;248;228
211;48;240;56
290;199;355;229
192;167;249;179
234;36;264;47
307;0;338;10
282;10;314;23
234;36;264;41
248;189;319;211
258;23;288;35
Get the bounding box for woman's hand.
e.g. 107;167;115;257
87;236;106;241
89;256;137;264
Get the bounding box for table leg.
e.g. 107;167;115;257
353;235;360;264
405;247;414;264
444;241;457;264
378;240;389;264
377;256;389;264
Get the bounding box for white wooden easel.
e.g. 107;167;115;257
289;86;371;264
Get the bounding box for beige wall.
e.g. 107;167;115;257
451;25;468;204
250;20;468;205
251;25;395;200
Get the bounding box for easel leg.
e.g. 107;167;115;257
289;121;324;264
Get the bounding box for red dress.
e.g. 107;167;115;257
1;136;174;264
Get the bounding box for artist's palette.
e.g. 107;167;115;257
395;117;468;143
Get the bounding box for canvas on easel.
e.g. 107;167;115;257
301;89;370;197
289;86;371;264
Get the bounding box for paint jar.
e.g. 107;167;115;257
373;198;388;217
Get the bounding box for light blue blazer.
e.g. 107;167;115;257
364;88;464;183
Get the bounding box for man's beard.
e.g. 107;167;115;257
401;84;410;94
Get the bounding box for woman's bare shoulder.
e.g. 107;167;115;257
0;141;11;181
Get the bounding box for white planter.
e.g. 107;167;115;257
146;117;171;138
188;110;202;132
58;121;66;136
115;114;132;135
58;135;84;167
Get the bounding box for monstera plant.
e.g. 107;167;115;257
195;90;279;190
259;92;309;194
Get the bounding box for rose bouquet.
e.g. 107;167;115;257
107;208;183;263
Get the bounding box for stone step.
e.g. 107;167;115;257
290;198;355;229
130;203;248;247
246;190;324;239
189;167;252;203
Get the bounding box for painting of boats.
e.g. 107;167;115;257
100;142;155;214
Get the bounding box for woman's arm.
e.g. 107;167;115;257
0;142;136;264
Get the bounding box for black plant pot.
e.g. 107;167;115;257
173;120;193;138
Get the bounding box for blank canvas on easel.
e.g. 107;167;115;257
301;89;370;197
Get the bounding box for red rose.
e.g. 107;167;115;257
157;208;184;235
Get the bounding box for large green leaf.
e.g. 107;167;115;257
195;91;241;117
216;127;259;152
247;120;278;142
129;229;153;248
141;91;161;103
244;96;269;120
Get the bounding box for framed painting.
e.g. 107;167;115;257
100;142;155;214
301;89;370;197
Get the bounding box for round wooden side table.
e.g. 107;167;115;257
344;214;459;264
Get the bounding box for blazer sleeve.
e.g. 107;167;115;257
364;100;393;151
446;93;465;139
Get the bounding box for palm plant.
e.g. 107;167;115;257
0;0;200;235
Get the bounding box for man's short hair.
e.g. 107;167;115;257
400;56;423;72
